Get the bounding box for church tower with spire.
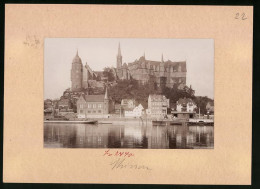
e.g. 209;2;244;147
161;53;164;63
103;87;109;114
71;50;83;92
117;43;122;68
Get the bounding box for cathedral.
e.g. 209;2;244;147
115;43;187;88
70;43;187;92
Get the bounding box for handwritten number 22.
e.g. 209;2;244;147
235;13;247;20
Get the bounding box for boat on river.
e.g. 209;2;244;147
44;120;98;124
152;119;186;126
188;118;214;126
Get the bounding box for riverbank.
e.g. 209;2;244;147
44;120;98;124
44;117;214;126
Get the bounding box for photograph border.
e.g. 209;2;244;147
2;0;258;188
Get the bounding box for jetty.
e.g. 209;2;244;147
44;120;98;124
188;118;214;126
152;118;214;126
152;119;187;126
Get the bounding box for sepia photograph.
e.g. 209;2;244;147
44;38;214;149
3;3;254;185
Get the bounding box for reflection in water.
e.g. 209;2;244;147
44;123;214;149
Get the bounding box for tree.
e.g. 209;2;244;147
193;96;213;115
107;78;214;112
107;79;157;108
103;67;115;82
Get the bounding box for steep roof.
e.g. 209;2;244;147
177;98;194;105
72;50;82;64
121;99;135;104
118;42;122;56
84;95;105;102
126;56;187;72
149;94;168;101
136;104;144;109
77;95;86;104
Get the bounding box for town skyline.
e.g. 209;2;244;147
44;38;214;99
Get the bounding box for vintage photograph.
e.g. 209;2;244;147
44;38;214;149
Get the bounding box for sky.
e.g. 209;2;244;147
44;38;214;100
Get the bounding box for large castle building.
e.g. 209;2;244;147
70;44;187;92
115;43;187;88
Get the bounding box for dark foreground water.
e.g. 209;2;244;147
44;122;214;149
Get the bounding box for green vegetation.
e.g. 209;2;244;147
108;79;158;108
103;67;115;82
108;79;206;110
193;96;214;115
108;79;213;113
162;84;195;105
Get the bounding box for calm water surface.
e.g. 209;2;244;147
44;122;214;149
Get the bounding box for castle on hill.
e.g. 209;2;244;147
70;43;187;92
115;43;187;88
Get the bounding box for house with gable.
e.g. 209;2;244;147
172;97;197;119
147;94;170;117
176;97;197;112
124;104;144;118
77;88;109;118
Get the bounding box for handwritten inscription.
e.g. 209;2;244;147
103;150;152;171
110;158;152;171
235;12;247;20
23;35;40;48
103;149;134;158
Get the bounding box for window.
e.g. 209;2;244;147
93;104;96;108
88;111;91;113
98;104;102;108
80;110;83;114
88;104;91;108
93;110;96;113
178;65;182;72
98;110;101;113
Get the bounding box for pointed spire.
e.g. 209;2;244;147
104;87;108;99
161;53;164;62
118;42;121;56
79;93;86;102
73;48;82;63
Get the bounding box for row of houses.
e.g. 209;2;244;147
75;92;200;119
45;89;214;120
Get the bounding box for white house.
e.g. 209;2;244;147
121;99;135;109
124;104;144;118
147;94;170;117
176;98;196;112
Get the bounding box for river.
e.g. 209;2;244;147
44;122;214;149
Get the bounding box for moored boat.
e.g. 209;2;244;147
44;120;98;124
188;118;214;126
152;119;186;126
